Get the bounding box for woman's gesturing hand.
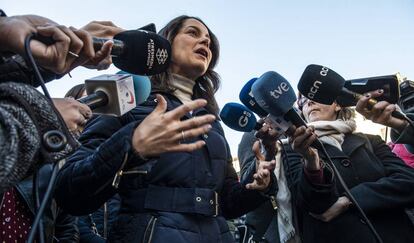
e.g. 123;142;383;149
246;140;276;191
132;94;216;158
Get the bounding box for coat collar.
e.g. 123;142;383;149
341;133;368;156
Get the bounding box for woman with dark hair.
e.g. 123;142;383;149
55;15;274;242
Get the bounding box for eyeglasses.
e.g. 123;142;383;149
297;96;310;109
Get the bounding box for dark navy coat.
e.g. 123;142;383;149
55;93;266;243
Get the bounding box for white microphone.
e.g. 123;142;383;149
79;73;145;116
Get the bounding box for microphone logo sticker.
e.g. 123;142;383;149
147;39;155;70
238;111;251;127
270;82;290;99
320;66;329;76
156;49;168;65
308;80;322;99
126;90;135;104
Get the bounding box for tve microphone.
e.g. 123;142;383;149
298;64;406;119
336;74;400;107
92;29;171;75
252;71;323;148
239;78;269;117
78;73;151;116
220;103;260;132
239;76;295;133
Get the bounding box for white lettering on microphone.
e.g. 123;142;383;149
238;111;251;127
146;39;155;69
269;82;289;99
307;80;322;99
320;66;329;76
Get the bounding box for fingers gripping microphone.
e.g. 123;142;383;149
338;74;400;107
92;29;171;75
252;71;323;148
78;73;151;116
298;64;406;119
220;103;261;132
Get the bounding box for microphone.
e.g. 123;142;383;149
239;76;297;134
78;72;151;116
298;64;406;119
252;71;323;148
336;74;400;107
92;29;171;75
239;78;269;117
220;103;260;132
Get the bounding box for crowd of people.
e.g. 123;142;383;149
0;8;413;243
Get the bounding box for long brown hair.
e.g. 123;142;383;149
151;15;221;116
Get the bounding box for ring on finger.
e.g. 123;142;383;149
181;130;185;141
68;51;79;58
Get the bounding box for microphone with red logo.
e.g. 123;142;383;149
78;72;151;116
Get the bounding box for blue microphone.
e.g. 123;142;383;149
239;75;295;133
220;103;260;132
252;71;323;149
239;78;269;117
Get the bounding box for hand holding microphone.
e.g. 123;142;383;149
288;125;321;170
356;89;409;133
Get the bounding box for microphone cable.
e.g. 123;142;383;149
278;123;383;243
316;139;383;243
24;33;73;243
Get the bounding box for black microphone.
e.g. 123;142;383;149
337;74;400;107
298;64;406;120
252;71;323;149
92;29;171;75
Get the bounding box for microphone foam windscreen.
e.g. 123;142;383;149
298;64;345;105
117;71;151;105
239;78;268;117
113;30;171;75
220;103;257;132
252;71;296;116
137;23;156;33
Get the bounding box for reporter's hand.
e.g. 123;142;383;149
246;140;276;191
289;125;320;170
356;89;408;133
80;20;125;70
132;94;216;158
52;98;92;133
255;121;280;160
310;196;351;222
0;15;56;54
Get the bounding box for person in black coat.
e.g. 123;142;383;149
54;15;276;243
286;94;414;243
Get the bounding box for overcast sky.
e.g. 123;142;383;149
3;0;414;157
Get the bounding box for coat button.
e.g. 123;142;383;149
196;197;202;202
341;159;351;167
210;199;214;205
